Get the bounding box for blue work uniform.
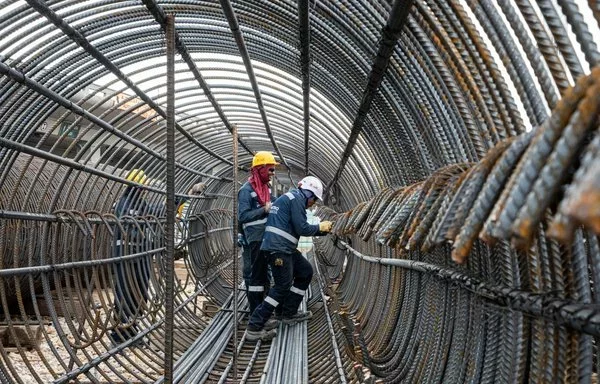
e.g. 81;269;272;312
248;189;321;331
238;181;275;314
110;186;152;342
110;187;178;343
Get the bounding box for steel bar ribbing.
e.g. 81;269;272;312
339;240;600;338
219;0;294;185
164;14;176;384
325;0;415;203
232;123;239;379
141;0;255;159
298;0;311;176
557;0;600;68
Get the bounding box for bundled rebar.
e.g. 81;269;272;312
313;69;600;383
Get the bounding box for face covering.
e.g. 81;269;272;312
300;188;315;208
248;166;271;205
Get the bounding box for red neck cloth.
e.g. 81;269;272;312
248;166;271;205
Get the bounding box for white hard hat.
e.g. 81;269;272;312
298;176;324;201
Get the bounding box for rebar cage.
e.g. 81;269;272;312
0;0;599;383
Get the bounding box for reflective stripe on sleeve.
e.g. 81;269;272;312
265;226;298;245
248;285;265;292
116;240;141;246
264;296;279;307
285;192;295;200
290;286;305;296
243;218;267;229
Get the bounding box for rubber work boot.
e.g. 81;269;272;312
263;319;279;331
282;310;313;325
245;328;277;341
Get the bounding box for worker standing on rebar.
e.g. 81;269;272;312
238;152;280;329
245;176;333;341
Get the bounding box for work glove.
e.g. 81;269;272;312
237;233;247;248
188;182;207;196
264;201;272;213
319;221;333;233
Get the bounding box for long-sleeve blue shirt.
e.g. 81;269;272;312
113;186;183;245
113;187;149;243
238;181;275;243
260;189;320;254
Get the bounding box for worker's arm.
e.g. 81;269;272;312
238;188;268;224
289;199;320;237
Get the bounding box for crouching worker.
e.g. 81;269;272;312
245;176;333;341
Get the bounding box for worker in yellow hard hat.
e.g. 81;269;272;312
238;151;279;328
109;169;151;346
125;168;148;185
110;169;208;346
246;175;333;341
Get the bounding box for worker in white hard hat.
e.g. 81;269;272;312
238;151;280;331
245;175;333;341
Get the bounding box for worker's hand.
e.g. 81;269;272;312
319;221;333;233
237;233;247;248
264;201;272;213
188;182;207;196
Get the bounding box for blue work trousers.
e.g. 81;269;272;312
244;241;270;314
113;243;150;330
248;250;313;331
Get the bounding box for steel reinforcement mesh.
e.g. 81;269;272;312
0;0;599;383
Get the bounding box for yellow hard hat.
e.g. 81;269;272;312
125;169;148;185
252;151;279;168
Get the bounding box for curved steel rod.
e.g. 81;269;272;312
325;0;415;204
219;0;294;186
25;0;234;167
141;0;255;160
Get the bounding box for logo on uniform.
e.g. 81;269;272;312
273;258;284;266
